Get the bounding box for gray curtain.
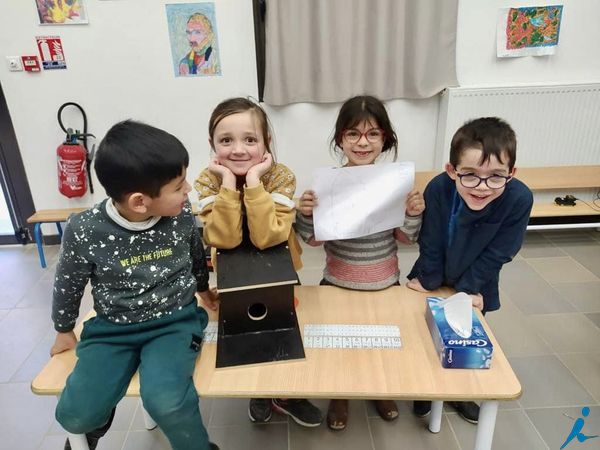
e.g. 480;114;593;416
263;0;459;105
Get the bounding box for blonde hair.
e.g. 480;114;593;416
188;12;213;34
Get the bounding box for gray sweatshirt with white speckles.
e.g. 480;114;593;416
52;200;209;332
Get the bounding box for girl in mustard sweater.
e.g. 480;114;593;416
195;97;321;428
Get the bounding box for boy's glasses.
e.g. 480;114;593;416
341;128;384;144
456;172;512;189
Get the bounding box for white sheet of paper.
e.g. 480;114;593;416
312;162;414;241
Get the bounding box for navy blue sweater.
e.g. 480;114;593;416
407;173;533;312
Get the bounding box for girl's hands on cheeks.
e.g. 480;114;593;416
208;158;236;190
406;189;425;216
299;190;318;217
246;153;273;187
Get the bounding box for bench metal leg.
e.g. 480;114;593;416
66;433;89;450
474;400;498;450
428;400;443;433
141;401;157;430
56;221;63;240
33;223;46;268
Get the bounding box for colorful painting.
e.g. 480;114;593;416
36;0;88;25
165;3;221;77
497;5;563;58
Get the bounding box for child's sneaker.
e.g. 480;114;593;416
450;401;479;424
64;407;116;450
272;398;323;427
413;400;431;418
248;398;272;423
374;399;399;421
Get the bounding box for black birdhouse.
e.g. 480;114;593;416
215;240;305;368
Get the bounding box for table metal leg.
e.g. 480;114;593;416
428;400;444;433
33;223;46;268
56;221;63;240
474;400;499;450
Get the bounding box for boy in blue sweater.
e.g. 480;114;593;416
50;120;219;450
406;117;533;424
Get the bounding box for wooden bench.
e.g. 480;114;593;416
27;208;88;268
516;166;600;229
415;165;600;230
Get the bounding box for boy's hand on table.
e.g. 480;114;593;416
299;190;318;217
198;287;219;311
50;331;77;356
406;189;425;216
406;278;430;292
470;294;484;311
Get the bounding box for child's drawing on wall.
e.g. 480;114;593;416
36;0;88;25
497;5;563;58
166;3;221;77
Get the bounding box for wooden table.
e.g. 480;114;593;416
33;286;521;450
196;286;521;450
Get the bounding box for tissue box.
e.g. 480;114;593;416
425;296;493;369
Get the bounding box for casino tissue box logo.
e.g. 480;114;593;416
447;338;489;347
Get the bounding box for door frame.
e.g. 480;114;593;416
0;82;36;244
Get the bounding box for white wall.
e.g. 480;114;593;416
0;0;599;222
0;0;258;214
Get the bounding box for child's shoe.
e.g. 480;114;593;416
374;400;399;421
248;398;272;423
272;398;323;427
450;401;479;424
326;399;348;431
64;407;116;450
412;400;431;417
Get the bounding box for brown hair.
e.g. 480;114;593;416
208;97;274;157
331;95;398;160
450;117;517;170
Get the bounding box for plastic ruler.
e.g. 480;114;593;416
203;322;402;349
303;324;401;349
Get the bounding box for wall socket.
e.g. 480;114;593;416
6;56;23;71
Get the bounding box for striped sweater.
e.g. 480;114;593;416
295;213;422;290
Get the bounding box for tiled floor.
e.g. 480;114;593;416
1;230;599;450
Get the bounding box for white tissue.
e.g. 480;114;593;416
440;292;473;338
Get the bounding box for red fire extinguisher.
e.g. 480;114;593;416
56;103;95;198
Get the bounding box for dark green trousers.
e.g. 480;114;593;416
56;301;211;450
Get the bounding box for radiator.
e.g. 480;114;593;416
434;84;600;168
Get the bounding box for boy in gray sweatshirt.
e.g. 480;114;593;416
51;120;219;450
